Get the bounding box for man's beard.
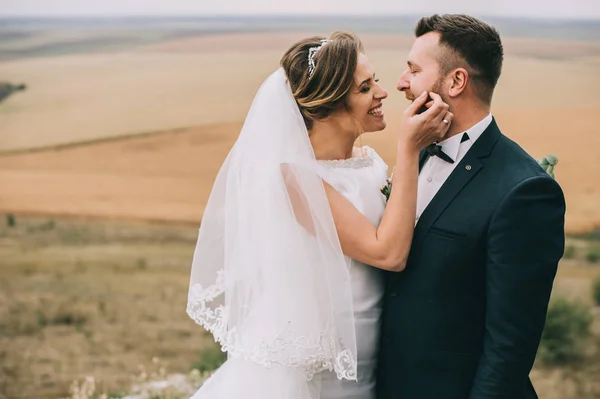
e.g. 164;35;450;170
409;75;446;103
430;77;445;100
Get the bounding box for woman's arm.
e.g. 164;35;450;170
326;92;451;271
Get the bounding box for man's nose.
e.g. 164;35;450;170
397;71;410;92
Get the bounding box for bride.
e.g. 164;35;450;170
186;31;452;399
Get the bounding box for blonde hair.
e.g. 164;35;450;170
280;31;364;131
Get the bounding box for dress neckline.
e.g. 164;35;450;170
316;146;374;169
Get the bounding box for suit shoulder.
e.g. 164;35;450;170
478;131;564;205
492;133;554;182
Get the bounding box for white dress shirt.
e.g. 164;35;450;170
416;113;493;222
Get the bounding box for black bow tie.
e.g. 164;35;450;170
425;133;470;164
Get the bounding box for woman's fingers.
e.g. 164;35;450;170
422;92;448;120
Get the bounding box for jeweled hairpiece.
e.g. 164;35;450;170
308;39;330;78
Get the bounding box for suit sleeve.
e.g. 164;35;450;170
469;175;566;399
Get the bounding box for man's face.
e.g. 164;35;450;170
397;32;447;104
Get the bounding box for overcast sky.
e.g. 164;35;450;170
1;0;599;19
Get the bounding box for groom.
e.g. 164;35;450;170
376;14;566;399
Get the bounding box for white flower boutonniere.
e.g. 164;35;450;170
538;154;558;179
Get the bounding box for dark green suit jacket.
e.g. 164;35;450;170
376;118;566;399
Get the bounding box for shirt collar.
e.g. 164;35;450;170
439;113;493;162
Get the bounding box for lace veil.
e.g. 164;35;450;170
186;68;357;391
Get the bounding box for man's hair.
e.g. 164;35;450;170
416;14;503;104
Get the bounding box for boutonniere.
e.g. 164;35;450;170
380;168;395;202
380;154;557;203
537;154;558;179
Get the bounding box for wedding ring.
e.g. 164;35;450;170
443;119;449;124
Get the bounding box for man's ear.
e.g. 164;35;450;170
448;68;469;98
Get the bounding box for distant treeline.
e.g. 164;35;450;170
0;83;26;103
0;16;597;62
0;15;599;41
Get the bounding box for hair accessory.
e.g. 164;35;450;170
308;39;330;78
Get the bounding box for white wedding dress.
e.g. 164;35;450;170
187;68;388;399
190;146;388;399
314;146;387;399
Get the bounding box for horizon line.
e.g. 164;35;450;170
1;13;599;22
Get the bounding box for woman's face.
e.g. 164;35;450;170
342;53;388;135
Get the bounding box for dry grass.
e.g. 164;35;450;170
0;216;213;399
0;215;599;398
529;236;600;399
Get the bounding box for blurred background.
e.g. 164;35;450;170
1;0;599;398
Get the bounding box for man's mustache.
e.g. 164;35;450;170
400;89;417;101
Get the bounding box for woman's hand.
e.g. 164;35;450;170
398;91;453;152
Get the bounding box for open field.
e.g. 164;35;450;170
0;32;599;233
0;19;600;398
1;32;600;152
0;105;599;233
0;215;599;398
0;216;215;399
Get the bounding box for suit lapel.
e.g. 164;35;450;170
413;118;502;249
418;149;429;172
